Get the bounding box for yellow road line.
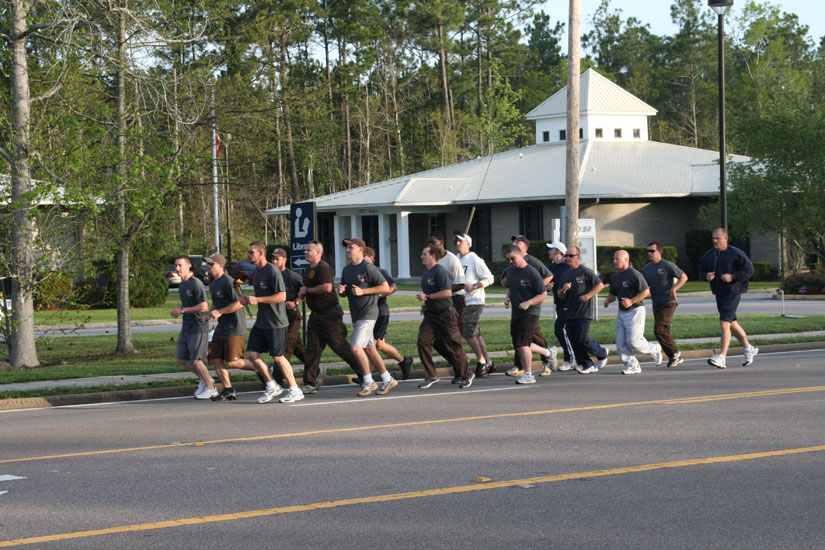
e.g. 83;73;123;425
2;444;824;547
2;385;825;465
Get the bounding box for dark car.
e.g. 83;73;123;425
228;261;256;285
188;255;209;282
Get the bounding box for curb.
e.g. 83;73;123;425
2;341;823;412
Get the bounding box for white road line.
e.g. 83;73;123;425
0;475;26;482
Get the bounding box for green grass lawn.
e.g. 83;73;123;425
5;314;823;388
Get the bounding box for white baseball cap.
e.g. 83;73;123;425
546;241;567;254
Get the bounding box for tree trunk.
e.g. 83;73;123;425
7;0;40;369
114;1;135;355
438;23;452;131
565;0;581;248
280;40;300;199
476;6;484;154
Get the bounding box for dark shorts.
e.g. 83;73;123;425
462;305;483;339
374;314;390;340
208;333;245;363
715;293;741;323
511;315;540;349
176;331;208;362
247;325;287;357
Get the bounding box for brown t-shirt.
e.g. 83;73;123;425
303;260;340;312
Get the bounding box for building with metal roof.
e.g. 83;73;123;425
266;69;775;279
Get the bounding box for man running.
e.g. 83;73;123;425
455;234;496;377
642;242;688;367
545;241;575;373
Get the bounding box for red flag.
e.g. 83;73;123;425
215;134;222;158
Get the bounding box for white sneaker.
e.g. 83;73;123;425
596;350;609;370
743;346;759;366
257;384;284;403
577;365;598;374
651;344;663;366
194;387;218;400
541;347;558;370
506;367;524;377
195;380;205;396
622;364;642;375
557;361;574;372
708;354;726;369
515;373;536;384
279;387;305;403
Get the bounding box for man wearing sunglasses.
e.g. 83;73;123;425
557;246;609;374
642;242;688;368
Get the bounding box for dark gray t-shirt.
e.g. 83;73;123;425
377;268;394;316
340;261;386;321
506;264;545;319
501;253;551;283
642;260;685;307
609;267;649;311
557;265;601;320
179;276;209;334
421;264;453;313
209;273;246;336
281;268;303;302
252;262;287;329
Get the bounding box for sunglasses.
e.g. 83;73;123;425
565;253;579;258
647;249;657;253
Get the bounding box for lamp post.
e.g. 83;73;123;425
709;0;733;232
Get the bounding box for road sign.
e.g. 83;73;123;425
290;201;316;269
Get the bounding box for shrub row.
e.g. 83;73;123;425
781;269;825;295
34;267;168;310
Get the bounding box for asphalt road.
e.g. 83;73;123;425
35;293;823;338
2;348;825;548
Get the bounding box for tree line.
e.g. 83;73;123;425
2;0;824;368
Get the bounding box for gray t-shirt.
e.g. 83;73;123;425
252;262;288;329
557;265;601;320
505;264;545;319
209;273;247;336
609;267;649;311
340;260;386;321
179;276;209;334
642;260;686;307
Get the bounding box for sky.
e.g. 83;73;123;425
546;0;825;53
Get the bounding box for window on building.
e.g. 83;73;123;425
579;128;584;139
595;128;603;138
559;130;566;141
542;131;550;142
633;128;641;139
428;214;445;238
614;128;622;139
518;204;543;242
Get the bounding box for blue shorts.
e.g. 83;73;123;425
247;325;287;357
715;293;741;323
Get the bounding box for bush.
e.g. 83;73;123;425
33;271;73;310
752;261;778;282
781;270;825;295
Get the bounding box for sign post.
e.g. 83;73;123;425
576;218;598;320
290;202;316;269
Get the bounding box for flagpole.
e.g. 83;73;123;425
211;89;220;253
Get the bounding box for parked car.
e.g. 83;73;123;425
188;255;209;282
163;265;181;287
228;261;256;285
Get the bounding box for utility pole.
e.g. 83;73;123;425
565;0;581;248
211;89;220;253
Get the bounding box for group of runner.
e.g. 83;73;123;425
171;227;758;403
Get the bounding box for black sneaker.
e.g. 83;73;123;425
475;361;487;378
418;377;439;389
399;356;413;380
459;373;475;389
483;362;496;375
451;375;462;384
211;388;237;401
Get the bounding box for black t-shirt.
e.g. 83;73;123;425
281;268;303;302
548;261;570;305
209;273;246;336
340;260;386;321
179;276;209;334
377;268;394;316
501;253;551;283
303;261;339;312
421;264;453;313
609;267;649;311
505;264;545;319
557;265;601;320
252;262;287;329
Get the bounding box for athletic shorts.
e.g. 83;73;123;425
208;333;245;363
715;293;741;323
247;325;287;357
510;315;540;349
462;305;483;339
351;319;376;348
176;331;208;362
374;315;390;340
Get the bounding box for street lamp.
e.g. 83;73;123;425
709;0;733;232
